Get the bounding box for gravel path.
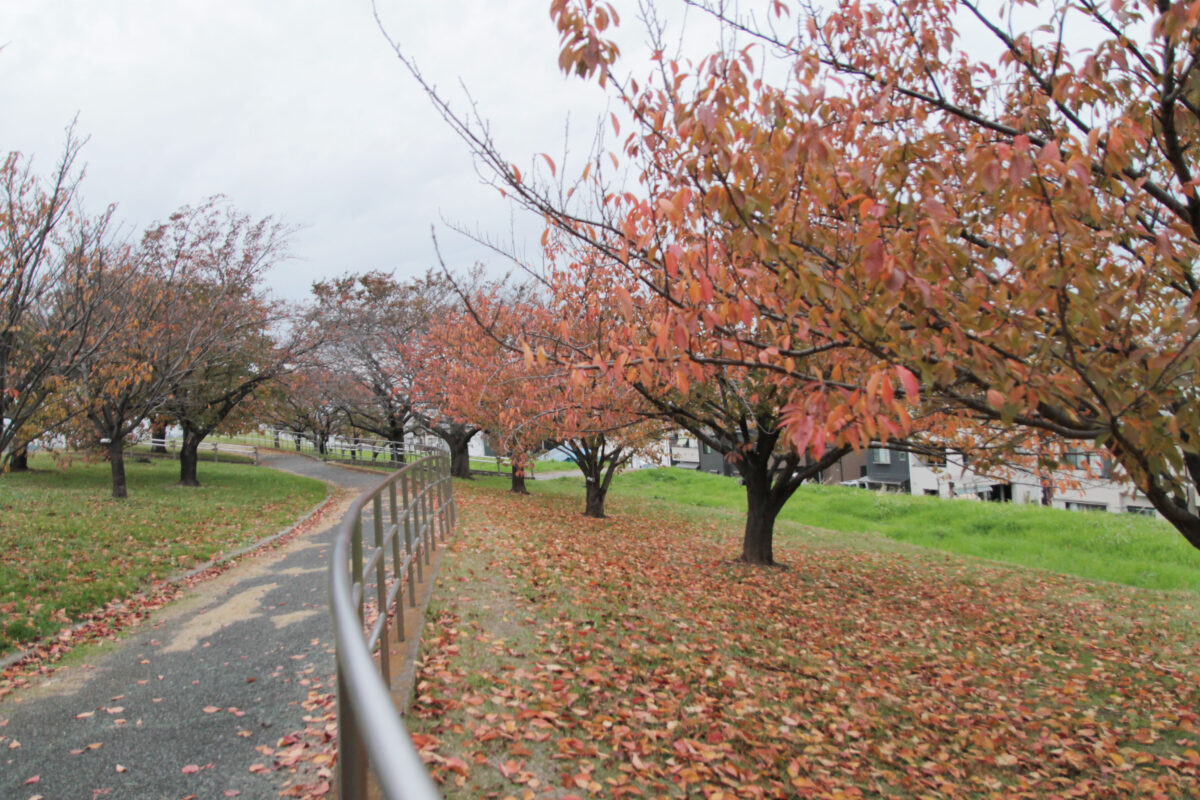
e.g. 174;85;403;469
0;454;382;800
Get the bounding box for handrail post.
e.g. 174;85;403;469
423;461;436;558
389;481;405;640
402;473;421;586
373;494;390;683
337;665;369;797
352;509;364;621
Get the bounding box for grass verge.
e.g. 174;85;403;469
0;456;326;655
411;479;1200;798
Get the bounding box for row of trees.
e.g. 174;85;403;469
378;0;1200;561
1;133;309;497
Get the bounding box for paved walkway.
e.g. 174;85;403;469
0;454;382;800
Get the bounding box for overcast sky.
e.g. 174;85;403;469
1;1;627;302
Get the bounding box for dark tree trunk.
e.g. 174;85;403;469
9;445;29;472
273;430;280;448
511;461;530;494
450;441;471;478
584;478;607;518
439;426;477;479
179;423;204;487
150;416;169;454
1040;479;1053;507
386;424;407;465
108;438;128;499
741;474;785;565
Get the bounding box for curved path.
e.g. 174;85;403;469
0;454;382;800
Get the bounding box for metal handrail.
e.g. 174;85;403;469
329;453;456;799
231;428;448;465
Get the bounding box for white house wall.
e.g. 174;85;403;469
907;451;1159;516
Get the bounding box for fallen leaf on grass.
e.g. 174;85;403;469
181;764;200;774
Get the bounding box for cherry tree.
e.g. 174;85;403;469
0;134;123;469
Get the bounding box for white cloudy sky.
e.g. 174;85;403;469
0;1;634;301
1;2;1045;304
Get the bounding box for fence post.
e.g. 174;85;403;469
337;664;369;798
373;494;390;683
402;473;421;587
388;481;405;641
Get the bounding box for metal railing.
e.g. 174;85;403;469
136;438;259;464
329;453;456;799
224;428;447;466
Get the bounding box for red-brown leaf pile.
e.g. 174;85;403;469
409;483;1200;798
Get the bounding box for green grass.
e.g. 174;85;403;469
488;467;1200;594
0;456;326;655
469;456;572;474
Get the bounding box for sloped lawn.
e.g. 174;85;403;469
0;457;326;656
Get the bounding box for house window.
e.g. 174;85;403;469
920;449;947;467
869;447;891;465
1065;501;1108;513
1064;451;1098;471
1126;505;1156;516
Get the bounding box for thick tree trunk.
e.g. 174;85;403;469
9;445;29;472
511;461;530;494
387;426;407;465
150;417;169;454
445;430;475;479
584;478;607;518
179;424;203;487
108;438;128;499
740;468;785;565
